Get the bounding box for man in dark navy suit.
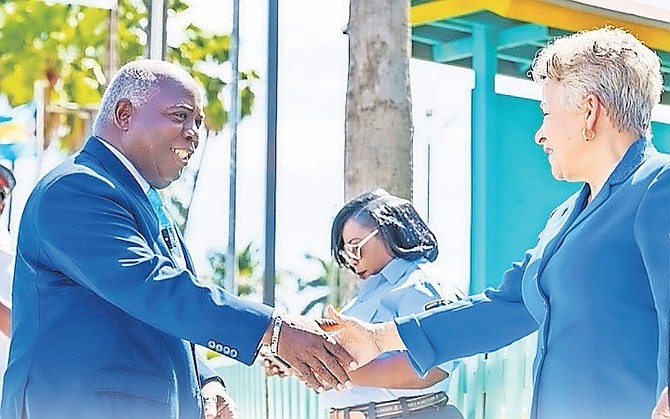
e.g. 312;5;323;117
1;59;355;419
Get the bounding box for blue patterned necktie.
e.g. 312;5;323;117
146;187;186;269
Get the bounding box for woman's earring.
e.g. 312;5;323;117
581;128;595;141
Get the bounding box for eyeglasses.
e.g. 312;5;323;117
338;229;378;268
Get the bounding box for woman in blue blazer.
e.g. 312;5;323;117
329;27;670;419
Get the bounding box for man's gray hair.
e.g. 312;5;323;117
93;59;193;132
531;27;663;138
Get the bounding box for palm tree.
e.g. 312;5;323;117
295;254;341;316
342;0;413;301
344;0;412;201
207;243;261;296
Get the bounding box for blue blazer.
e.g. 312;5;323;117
1;137;274;418
396;138;670;419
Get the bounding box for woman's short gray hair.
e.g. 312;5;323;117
93;59;192;132
531;27;663;138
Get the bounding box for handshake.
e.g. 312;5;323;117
201;306;405;418
258;305;405;392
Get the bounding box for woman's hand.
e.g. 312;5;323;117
325;305;405;368
652;387;670;419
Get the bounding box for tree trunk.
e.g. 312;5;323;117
344;0;412;202
341;0;413;301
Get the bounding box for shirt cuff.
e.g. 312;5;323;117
201;375;226;389
395;314;438;377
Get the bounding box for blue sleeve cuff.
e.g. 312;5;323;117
395;314;437;377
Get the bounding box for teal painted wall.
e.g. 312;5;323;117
472;94;578;291
652;121;670;152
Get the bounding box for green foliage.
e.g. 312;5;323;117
203;246;337;316
206;243;263;296
168;0;189;13
0;2;105;106
294;253;339;316
0;0;258;152
166;23;257;133
168;194;187;233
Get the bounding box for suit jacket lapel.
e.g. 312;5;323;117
535;138;652;277
561;181;610;236
79;137;196;273
535;187;589;277
562;138;652;238
174;226;196;274
79;138;160;234
79;137;147;200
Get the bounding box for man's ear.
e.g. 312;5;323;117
114;99;133;131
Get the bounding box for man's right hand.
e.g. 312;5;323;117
272;315;357;392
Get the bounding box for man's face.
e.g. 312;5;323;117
120;78;204;189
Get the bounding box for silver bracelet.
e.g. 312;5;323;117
269;315;283;356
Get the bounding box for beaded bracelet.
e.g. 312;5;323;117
269;314;283;356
